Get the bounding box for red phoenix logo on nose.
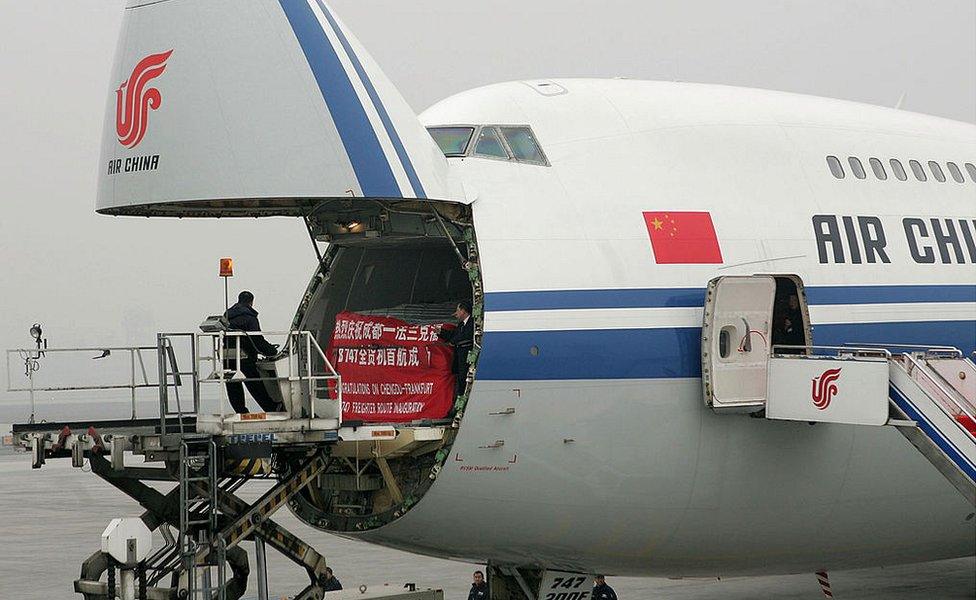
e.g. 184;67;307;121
811;367;842;410
115;49;173;148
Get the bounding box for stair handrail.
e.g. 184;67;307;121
848;342;962;357
901;352;976;440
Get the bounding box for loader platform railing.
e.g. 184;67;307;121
158;329;343;435
6;329;342;437
7;344;160;424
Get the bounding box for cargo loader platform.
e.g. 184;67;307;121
6;329;455;600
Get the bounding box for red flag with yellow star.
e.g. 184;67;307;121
642;211;723;264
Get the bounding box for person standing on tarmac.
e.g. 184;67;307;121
468;570;488;600
438;300;474;396
223;291;283;414
592;575;618;600
322;567;342;592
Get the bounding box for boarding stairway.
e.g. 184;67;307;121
753;345;976;505
886;349;976;504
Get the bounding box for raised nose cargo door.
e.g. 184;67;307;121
97;0;463;217
701;275;777;412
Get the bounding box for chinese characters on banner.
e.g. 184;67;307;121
326;311;456;422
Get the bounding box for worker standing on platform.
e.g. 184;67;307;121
439;300;474;396
224;291;282;414
468;570;488;600
322;567;342;592
592;575;618;600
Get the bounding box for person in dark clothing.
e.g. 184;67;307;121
321;567;342;592
468;570;488;600
438;300;474;396
774;294;806;354
223;291;282;414
592;575;618;600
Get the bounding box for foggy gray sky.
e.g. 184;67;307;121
0;1;973;408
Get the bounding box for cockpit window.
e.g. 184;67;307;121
473;127;509;159
428;124;549;166
427;126;474;156
500;126;547;165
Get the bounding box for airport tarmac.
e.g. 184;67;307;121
0;450;972;599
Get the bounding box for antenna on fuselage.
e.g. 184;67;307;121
894;91;908;110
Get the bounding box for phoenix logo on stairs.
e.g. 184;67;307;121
812;367;843;410
115;49;173;149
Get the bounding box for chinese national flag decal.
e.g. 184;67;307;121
643;211;723;264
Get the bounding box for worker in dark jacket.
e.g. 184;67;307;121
223;291;282;414
321;567;342;592
438;300;474;396
592;575;618;600
468;570;488;600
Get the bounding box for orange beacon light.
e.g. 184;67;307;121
219;257;234;277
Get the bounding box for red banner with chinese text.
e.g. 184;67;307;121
326;311;456;422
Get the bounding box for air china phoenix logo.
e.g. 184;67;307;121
115;49;173;149
811;367;842;410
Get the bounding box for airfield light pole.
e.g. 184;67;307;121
23;323;46;424
219;258;234;311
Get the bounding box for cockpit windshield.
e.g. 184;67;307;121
500;126;546;164
427;126;474;156
427;124;549;166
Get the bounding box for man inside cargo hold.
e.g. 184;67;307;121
438;300;474;396
224;291;283;414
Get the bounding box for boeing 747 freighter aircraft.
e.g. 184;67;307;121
16;1;976;598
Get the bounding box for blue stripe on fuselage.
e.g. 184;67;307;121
476;320;976;380
485;287;706;311
279;0;400;197
313;0;426;198
805;284;976;305
484;284;976;312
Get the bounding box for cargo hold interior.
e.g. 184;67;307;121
288;199;481;532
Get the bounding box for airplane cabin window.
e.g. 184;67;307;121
427;126;474;157
719;327;732;359
928;161;946;182
946;162;965;183
965;162;976;183
909;159;927;181
848;156;866;179
473;127;510;159
826;156;845;178
890;159;908;181
869;157;887;180
500;126;548;165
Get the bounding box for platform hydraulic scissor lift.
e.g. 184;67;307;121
7;327;443;600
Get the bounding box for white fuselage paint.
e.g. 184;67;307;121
350;80;976;576
92;1;974;581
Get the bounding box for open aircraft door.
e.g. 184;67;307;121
701;276;777;412
97;0;465;218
